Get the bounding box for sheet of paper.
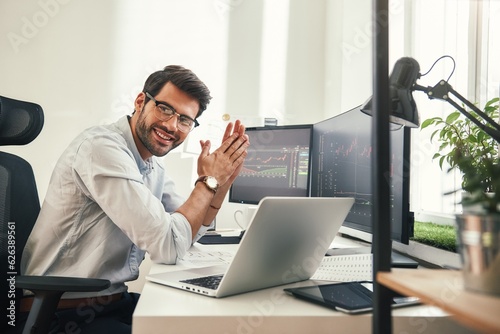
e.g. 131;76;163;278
179;250;235;267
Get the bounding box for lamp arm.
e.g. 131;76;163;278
414;81;500;143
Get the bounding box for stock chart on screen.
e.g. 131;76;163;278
229;125;313;204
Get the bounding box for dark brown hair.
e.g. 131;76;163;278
142;65;212;118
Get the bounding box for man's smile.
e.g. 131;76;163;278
153;127;176;145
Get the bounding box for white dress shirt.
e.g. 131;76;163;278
21;116;211;297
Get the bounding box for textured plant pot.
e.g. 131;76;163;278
455;214;500;296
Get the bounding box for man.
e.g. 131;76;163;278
20;65;249;333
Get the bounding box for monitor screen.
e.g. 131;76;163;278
311;105;413;244
229;125;313;204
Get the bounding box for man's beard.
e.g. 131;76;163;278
136;109;182;157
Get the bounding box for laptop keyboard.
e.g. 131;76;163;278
180;274;224;290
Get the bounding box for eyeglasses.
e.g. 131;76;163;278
145;91;199;133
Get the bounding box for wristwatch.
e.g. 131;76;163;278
195;175;219;193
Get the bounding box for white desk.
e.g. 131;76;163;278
132;237;474;334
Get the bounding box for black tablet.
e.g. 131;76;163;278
284;281;419;314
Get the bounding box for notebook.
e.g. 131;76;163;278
146;196;355;298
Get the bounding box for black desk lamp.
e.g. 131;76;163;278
361;57;421;129
364;55;500;142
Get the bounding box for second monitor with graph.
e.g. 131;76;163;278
311;105;416;267
229;124;313;204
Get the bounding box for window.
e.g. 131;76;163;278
391;0;500;220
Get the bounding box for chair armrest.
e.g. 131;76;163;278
16;275;110;292
16;275;111;334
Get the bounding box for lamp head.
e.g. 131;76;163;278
361;57;421;128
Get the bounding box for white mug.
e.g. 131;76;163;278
233;206;257;230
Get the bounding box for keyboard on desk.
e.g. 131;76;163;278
312;254;373;282
180;274;224;290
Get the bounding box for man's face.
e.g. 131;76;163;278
134;82;199;158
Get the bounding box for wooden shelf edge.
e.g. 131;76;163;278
377;269;500;334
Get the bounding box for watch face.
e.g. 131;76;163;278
206;176;218;188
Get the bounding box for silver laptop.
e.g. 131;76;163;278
146;196;354;298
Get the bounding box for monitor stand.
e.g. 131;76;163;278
325;246;419;269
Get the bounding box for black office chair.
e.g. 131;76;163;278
0;96;110;334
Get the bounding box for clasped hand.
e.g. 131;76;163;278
197;120;250;188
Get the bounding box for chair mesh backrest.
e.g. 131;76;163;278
0;164;11;260
1;153;41;331
0;96;44;330
0;163;10;333
0;153;40;261
0;96;44;146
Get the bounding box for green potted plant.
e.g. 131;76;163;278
421;96;500;296
421;97;500;213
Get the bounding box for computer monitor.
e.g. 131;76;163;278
229;124;313;204
311;105;414;249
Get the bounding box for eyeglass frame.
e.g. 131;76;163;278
144;91;200;132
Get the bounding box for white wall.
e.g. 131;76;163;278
1;0;373;230
0;0;229;199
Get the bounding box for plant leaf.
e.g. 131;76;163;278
438;155;445;170
420;118;435;129
445;111;461;124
